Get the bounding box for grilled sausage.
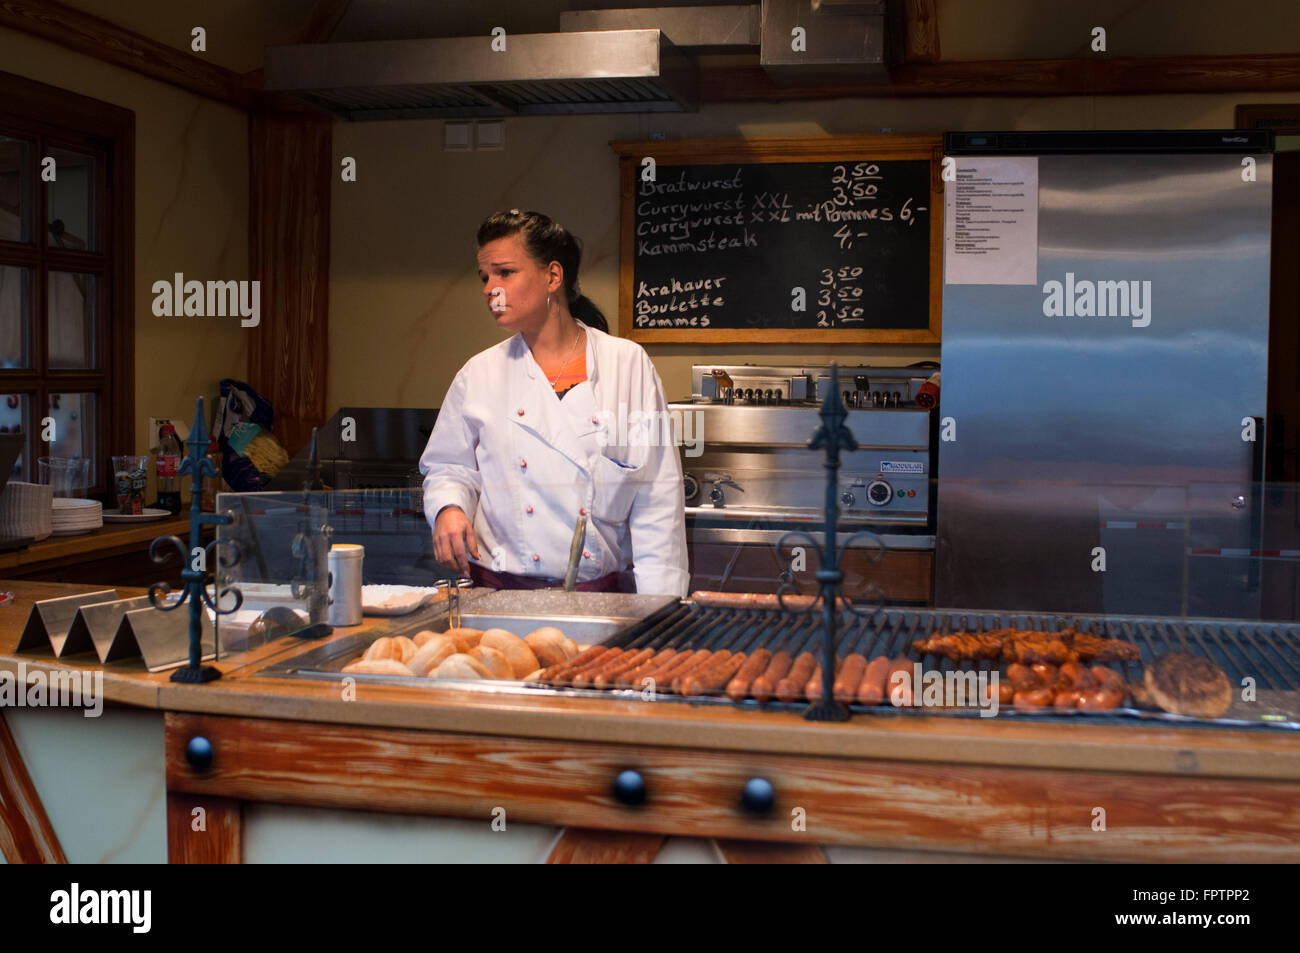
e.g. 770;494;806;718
885;657;915;707
751;650;795;703
1078;687;1124;710
855;656;892;705
726;649;773;702
541;645;615;683
614;648;677;688
682;653;749;697
591;648;656;689
1013;687;1055;708
806;657;848;702
671;650;729;693
1053;689;1082;709
776;651;818;702
833;654;868;703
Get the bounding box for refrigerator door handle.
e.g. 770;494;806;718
1248;415;1265;591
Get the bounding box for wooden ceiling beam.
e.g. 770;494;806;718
903;0;940;63
0;0;256;108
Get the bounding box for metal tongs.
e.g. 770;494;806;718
447;579;462;628
562;511;588;592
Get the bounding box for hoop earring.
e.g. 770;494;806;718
547;293;551;312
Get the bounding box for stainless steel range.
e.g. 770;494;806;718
668;364;937;602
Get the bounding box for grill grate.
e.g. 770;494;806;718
538;605;1300;730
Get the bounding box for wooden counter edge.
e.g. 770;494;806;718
150;674;1300;782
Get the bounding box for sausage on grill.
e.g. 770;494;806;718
855;656;892;705
726;649;773;702
751;650;795;703
833;654;867;702
777;652;818;702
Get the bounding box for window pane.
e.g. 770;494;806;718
47;392;95;472
0;136;29;243
0;265;30;368
0;393;28;481
46;148;95;252
48;271;95;369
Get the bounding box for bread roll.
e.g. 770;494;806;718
560;638;579;660
445;627;484;652
525;626;569;667
429;653;490;680
342;658;413;676
362;636;398;662
408;635;459;676
480;629;539;678
412;630;437;648
468;645;513;679
392;636;418;664
522;668;544;683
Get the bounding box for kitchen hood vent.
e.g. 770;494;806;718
263;29;698;120
760;0;900;82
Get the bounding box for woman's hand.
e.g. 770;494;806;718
433;505;480;575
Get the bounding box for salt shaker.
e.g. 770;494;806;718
327;543;364;626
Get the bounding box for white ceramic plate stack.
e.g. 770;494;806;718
51;497;103;536
0;481;53;541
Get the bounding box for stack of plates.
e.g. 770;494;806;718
51;498;103;536
0;481;53;541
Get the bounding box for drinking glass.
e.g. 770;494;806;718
37;456;91;499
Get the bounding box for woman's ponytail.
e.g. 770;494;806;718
568;292;609;333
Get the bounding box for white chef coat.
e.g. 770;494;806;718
420;321;689;597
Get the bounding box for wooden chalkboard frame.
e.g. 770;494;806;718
611;134;943;345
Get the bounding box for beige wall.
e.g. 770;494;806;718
329;90;1300;407
0;25;249;467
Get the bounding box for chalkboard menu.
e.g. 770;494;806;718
614;136;943;345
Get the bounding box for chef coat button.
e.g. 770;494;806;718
579;507;586;516
517;408;525;416
532;553;540;562
583;550;591;559
526;505;534;514
591;416;599;425
520;458;527;469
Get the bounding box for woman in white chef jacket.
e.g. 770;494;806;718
420;209;689;597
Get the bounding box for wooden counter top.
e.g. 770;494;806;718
4;579;1299;782
0;516;193;572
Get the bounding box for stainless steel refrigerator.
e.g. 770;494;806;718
937;130;1274;618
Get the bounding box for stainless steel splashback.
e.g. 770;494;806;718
937;149;1273;616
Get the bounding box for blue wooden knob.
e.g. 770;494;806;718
613;769;646;806
186;736;213;771
741;777;775;814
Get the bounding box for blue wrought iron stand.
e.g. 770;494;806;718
148;397;242;683
776;364;886;721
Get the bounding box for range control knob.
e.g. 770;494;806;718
840;490;855;508
683;472;700;503
613;769;647;806
866;480;892;506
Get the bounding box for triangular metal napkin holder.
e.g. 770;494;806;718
66;596;154;662
119;604;216;673
17;589;119;656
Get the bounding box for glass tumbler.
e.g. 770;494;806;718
111;454;149;514
37;456;91;499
